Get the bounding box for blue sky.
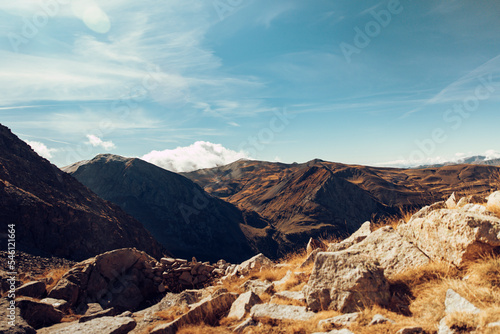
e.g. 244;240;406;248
1;0;500;171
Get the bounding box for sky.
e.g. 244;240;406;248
1;0;500;172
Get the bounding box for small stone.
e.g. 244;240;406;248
396;327;423;334
369;313;395;326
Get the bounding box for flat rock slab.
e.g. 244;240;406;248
398;207;500;266
272;291;306;303
318;312;359;328
250;303;316;321
38;316;136;334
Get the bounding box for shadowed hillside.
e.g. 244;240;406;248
0;124;163;260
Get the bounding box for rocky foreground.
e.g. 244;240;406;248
2;191;500;334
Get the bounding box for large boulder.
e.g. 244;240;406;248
398;206;500;266
304;251;390;312
48;248;159;311
345;226;430;277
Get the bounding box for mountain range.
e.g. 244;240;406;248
3;122;500;262
62;154;282;263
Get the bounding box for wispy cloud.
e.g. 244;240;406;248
403;53;500;118
86;135;116;150
256;2;296;28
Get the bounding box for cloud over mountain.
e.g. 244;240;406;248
26;140;57;159
142;141;249;172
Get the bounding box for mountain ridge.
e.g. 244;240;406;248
0;124;164;260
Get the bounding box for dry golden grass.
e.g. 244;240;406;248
155;306;190;322
269;296;306;307
372;206;418;231
43;267;70;291
177;323;233;334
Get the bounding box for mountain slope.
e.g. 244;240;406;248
0;124;163;260
63;154;279;262
183;159;500;241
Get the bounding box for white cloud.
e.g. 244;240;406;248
86;134;116;150
485;150;500;160
142;141;250;172
26;140;57;159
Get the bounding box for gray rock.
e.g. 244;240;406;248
328;221;373;252
368;313;395;325
0;298;36;334
40;298;69;312
17;298;64;329
40;316;136;334
47;279;79;306
228;291;262;320
250;303;316;321
241;279;274;296
79;307;118;323
398;208;500;266
318;312;359;328
445;192;457;209
444;289;480;314
300;249;321;268
15;281;46;299
271;291;305;303
233;318;258;333
344;226;430;277
150;292;238;334
396;327;423;334
233;254;274;276
487;191;500;212
304;251;390;312
306;238;327;255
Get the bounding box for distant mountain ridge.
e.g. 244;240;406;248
0;124;163;260
63;154;286;262
416;155;500;168
183;159;500;243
